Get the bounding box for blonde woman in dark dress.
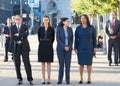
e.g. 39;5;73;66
38;16;55;84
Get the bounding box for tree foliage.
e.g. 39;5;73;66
71;0;117;15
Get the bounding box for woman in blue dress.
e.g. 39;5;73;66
74;14;96;84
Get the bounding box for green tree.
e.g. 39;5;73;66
71;0;117;15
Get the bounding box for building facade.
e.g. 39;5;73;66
41;0;71;28
0;0;30;24
28;0;71;30
12;0;30;22
0;0;12;24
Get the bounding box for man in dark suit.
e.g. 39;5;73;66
89;12;97;31
11;15;33;85
106;11;120;66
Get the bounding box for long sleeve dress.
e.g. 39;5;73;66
74;25;96;65
38;26;55;62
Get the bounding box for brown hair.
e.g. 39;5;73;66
57;17;69;27
42;15;52;28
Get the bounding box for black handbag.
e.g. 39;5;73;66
8;27;16;53
8;39;16;53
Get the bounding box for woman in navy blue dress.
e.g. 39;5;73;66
74;14;96;84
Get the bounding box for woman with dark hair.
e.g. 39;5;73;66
38;16;55;84
56;17;73;84
74;14;97;84
3;18;12;62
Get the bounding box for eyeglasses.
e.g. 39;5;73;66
15;18;21;20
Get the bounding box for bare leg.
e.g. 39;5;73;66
47;62;51;82
42;62;46;82
87;65;92;81
79;65;84;81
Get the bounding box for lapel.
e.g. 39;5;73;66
67;27;70;40
108;20;112;28
112;20;117;33
19;24;23;32
15;24;22;32
14;25;18;33
61;27;65;41
114;20;117;30
62;27;70;43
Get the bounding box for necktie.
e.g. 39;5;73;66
111;21;114;31
18;25;20;30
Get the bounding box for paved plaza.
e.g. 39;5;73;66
0;35;120;86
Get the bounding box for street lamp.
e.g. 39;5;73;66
20;0;22;15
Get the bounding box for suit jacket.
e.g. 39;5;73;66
11;24;30;52
56;26;73;52
3;26;10;35
106;20;120;39
90;18;97;29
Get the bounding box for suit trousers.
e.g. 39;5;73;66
118;40;120;62
4;38;10;59
14;44;33;81
108;39;119;64
57;50;72;83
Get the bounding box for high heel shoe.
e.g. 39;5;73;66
79;81;83;84
47;82;51;84
42;82;45;84
47;76;51;84
87;81;91;84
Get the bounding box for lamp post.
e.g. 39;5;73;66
20;0;22;15
28;2;34;34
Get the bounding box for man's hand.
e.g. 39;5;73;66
5;34;10;37
14;33;19;36
110;36;117;39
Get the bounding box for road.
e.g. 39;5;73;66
0;35;120;86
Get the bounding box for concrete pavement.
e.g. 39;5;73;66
0;35;120;86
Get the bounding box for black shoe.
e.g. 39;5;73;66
47;82;51;84
79;81;83;84
66;82;70;84
17;80;23;85
57;82;62;84
4;59;8;62
29;81;33;85
42;82;45;84
115;63;118;66
109;62;112;66
11;57;14;60
87;81;91;84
